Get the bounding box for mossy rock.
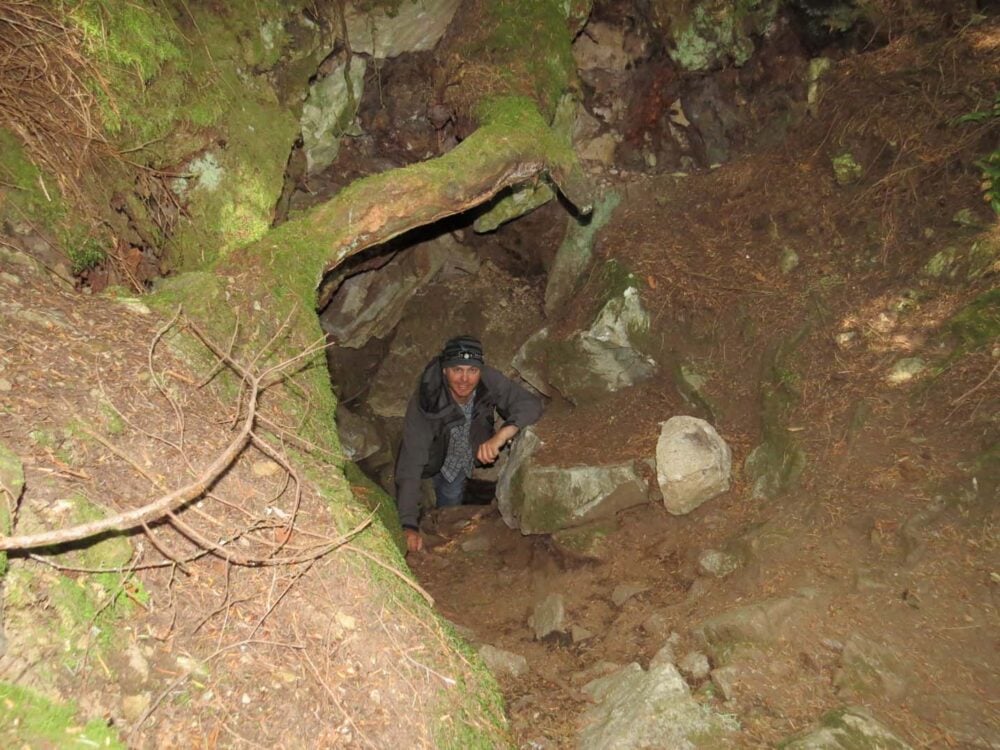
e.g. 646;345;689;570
778;706;912;749
948;288;1000;351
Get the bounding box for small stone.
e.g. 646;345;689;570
611;583;649;607
479;644;529;677
121;693;151;723
335;612;356;630
641;613;672;640
460;535;491;553
678;651;711;682
710;666;739;701
887;358;926;385
571;625;595;643
528;593;565;640
697;549;740;578
252;459;281;477
834;331;858;350
0;378;12;392
241;693;251;705
0;272;21;285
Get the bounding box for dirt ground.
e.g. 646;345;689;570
403;18;999;750
0;252;496;748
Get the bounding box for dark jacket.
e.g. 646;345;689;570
395;358;542;529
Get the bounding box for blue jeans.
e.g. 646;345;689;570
433;472;466;508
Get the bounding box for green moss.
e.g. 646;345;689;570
433;628;512;750
0;129;66;228
342;462;405;553
0;681;124;748
949;288;1000;351
451;0;576;121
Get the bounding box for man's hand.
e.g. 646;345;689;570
404;528;424;553
476;424;520;464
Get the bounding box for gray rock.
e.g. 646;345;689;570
547;285;656;403
528;593;565;640
697;549;740;578
496;428;650;534
779;706;912;749
511;326;554;397
578;662;738;750
478;644;528;678
656;416;732;515
321;236;461;348
677;651;711;682
301;56;367;174
344;0;460;58
694;594;813;662
886;358;926;385
571;625;595;643
710;666;739;701
570;661;623;687
335;404;381;462
834;635;910;700
611;583;649;607
544;192;621;316
460;535;491;553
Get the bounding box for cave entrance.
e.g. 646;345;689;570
315;193;569;505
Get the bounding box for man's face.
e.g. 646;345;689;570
444;365;481;403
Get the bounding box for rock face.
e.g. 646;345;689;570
656;416;732;515
578;661;738;750
344;0;461;59
320;235;464;348
335;404;381;462
778;706;913;749
496;428;651;534
301;57;367;174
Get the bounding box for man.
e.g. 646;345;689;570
395;335;543;552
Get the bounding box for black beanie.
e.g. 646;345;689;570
440;336;484;368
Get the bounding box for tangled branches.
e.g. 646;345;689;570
0;0;109;201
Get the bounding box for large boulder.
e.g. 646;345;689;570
578;661;739;749
496;428;652;534
656;416;732;515
516;275;656;405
